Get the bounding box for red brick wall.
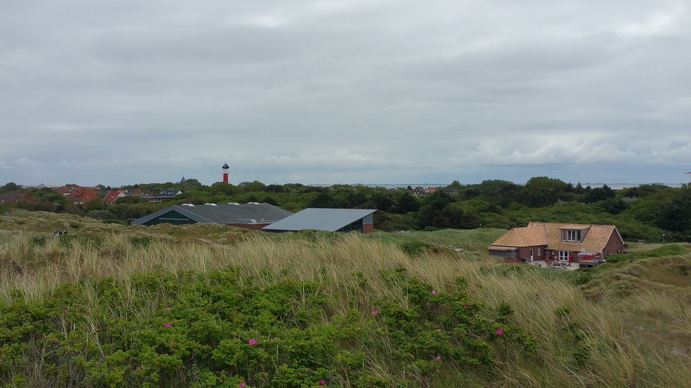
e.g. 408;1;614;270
603;231;625;255
362;224;374;234
516;246;546;261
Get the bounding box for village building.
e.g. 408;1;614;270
147;189;183;202
0;191;35;204
52;186;99;206
488;222;626;266
262;208;376;234
130;202;293;230
103;189;145;204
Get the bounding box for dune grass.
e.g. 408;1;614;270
0;213;689;387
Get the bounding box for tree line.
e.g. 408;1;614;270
2;177;689;241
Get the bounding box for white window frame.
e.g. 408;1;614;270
561;229;582;242
558;251;570;262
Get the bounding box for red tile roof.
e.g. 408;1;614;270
52;186;100;205
103;190;125;203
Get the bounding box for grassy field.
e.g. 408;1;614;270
0;211;689;387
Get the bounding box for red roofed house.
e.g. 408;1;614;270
103;189;144;204
52;186;100;206
0;191;36;204
488;222;626;265
103;190;126;203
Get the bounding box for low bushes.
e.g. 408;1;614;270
0;270;535;387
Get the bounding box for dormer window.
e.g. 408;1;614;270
561;229;582;242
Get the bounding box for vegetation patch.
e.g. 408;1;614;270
0;271;534;387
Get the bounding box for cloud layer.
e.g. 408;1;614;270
1;0;689;186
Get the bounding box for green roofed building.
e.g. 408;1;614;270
131;202;292;230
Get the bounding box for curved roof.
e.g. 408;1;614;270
131;203;292;225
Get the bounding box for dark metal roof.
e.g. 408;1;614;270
262;208;376;232
131;203;293;225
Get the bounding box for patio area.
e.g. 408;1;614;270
523;260;581;270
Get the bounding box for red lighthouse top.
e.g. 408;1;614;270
222;163;229;183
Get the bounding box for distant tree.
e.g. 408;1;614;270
183;178;203;186
0;182;21;193
239;181;267;192
85;197;106;211
210;182;239;195
266;184;287;193
600;198;628;214
584;184;615;203
658;185;691;233
393;190;420;213
115;196;148;204
573;182;586;194
520;177;569;207
308;191;336;208
370;190;394;212
448;180;463;189
262;196;279;206
33;188;67;206
418;191;453;227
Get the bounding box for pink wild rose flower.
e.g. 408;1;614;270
248;338;258;346
495;328;504;336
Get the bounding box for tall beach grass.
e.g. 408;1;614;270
0;227;689;387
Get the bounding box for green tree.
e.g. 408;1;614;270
239;181;267;192
658;185;691;234
520;177;569;207
0;182;21;193
393;190;420;213
584;184;615;203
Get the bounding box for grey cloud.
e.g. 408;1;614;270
1;0;689;186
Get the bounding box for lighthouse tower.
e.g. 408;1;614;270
222;163;230;183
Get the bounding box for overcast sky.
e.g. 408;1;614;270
2;0;690;187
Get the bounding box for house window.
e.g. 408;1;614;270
558;251;570;262
561;229;582;242
537;248;541;257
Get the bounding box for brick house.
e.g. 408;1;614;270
103;189;145;204
488;222;626;264
0;191;35;204
52;186;99;206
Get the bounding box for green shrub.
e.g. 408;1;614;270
0;270;538;386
